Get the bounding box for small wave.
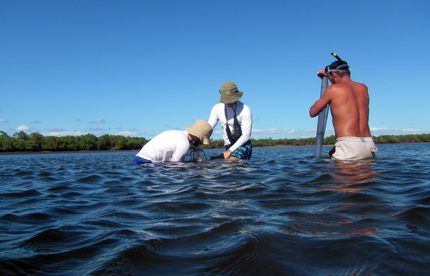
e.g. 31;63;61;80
1;189;42;199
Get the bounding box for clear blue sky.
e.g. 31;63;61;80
1;0;429;140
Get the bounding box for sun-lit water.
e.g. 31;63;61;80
1;144;430;275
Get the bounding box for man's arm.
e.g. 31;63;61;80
170;136;191;162
171;144;190;162
309;87;332;117
207;104;220;129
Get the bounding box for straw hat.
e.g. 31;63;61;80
185;120;213;145
219;81;243;104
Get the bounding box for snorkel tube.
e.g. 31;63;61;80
314;53;343;158
331;52;343;61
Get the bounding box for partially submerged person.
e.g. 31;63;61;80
309;55;378;160
208;81;253;160
131;120;213;164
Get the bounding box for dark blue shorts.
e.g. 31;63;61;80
131;156;152;165
227;140;252;160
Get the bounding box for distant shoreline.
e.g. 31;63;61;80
2;133;428;155
1;143;429;156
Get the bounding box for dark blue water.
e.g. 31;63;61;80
1;144;430;275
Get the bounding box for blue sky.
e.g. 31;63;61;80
1;0;429;140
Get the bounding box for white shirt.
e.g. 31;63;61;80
208;101;252;152
136;130;190;162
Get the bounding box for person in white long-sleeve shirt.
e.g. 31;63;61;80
132;120;213;164
208;81;253;160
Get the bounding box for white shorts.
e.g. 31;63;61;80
330;137;378;160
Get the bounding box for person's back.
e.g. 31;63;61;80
328;77;371;138
310;54;377;160
136;130;190;162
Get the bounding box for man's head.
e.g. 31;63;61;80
325;60;350;78
219;81;243;104
186;120;213;146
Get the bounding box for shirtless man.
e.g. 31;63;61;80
309;57;378;160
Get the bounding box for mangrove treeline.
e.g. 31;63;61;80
1;131;429;153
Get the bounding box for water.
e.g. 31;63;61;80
1;144;430;275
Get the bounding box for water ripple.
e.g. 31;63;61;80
0;145;430;275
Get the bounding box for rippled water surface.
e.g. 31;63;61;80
1;144;430;275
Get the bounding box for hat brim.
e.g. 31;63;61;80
185;125;195;138
220;91;243;104
202;137;210;145
186;123;212;145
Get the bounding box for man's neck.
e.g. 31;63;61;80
334;75;352;84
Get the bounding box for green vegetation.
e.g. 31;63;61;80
0;131;148;152
0;131;429;153
244;133;430;147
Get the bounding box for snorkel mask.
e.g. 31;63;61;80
325;53;349;74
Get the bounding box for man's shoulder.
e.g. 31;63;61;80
352;81;368;91
211;103;224;112
323;84;342;96
242;104;252;114
161;130;187;138
328;81;361;94
163;130;189;147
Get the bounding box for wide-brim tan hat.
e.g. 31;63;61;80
219;81;243;104
185;120;213;145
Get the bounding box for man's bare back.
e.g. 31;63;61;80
309;55;377;160
310;70;371;138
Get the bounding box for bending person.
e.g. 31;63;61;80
132;120;213;164
309;55;378;160
208;81;252;160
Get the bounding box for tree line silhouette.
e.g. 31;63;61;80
0;130;429;153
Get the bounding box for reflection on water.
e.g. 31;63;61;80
328;159;379;192
0;144;430;275
281;159;381;239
